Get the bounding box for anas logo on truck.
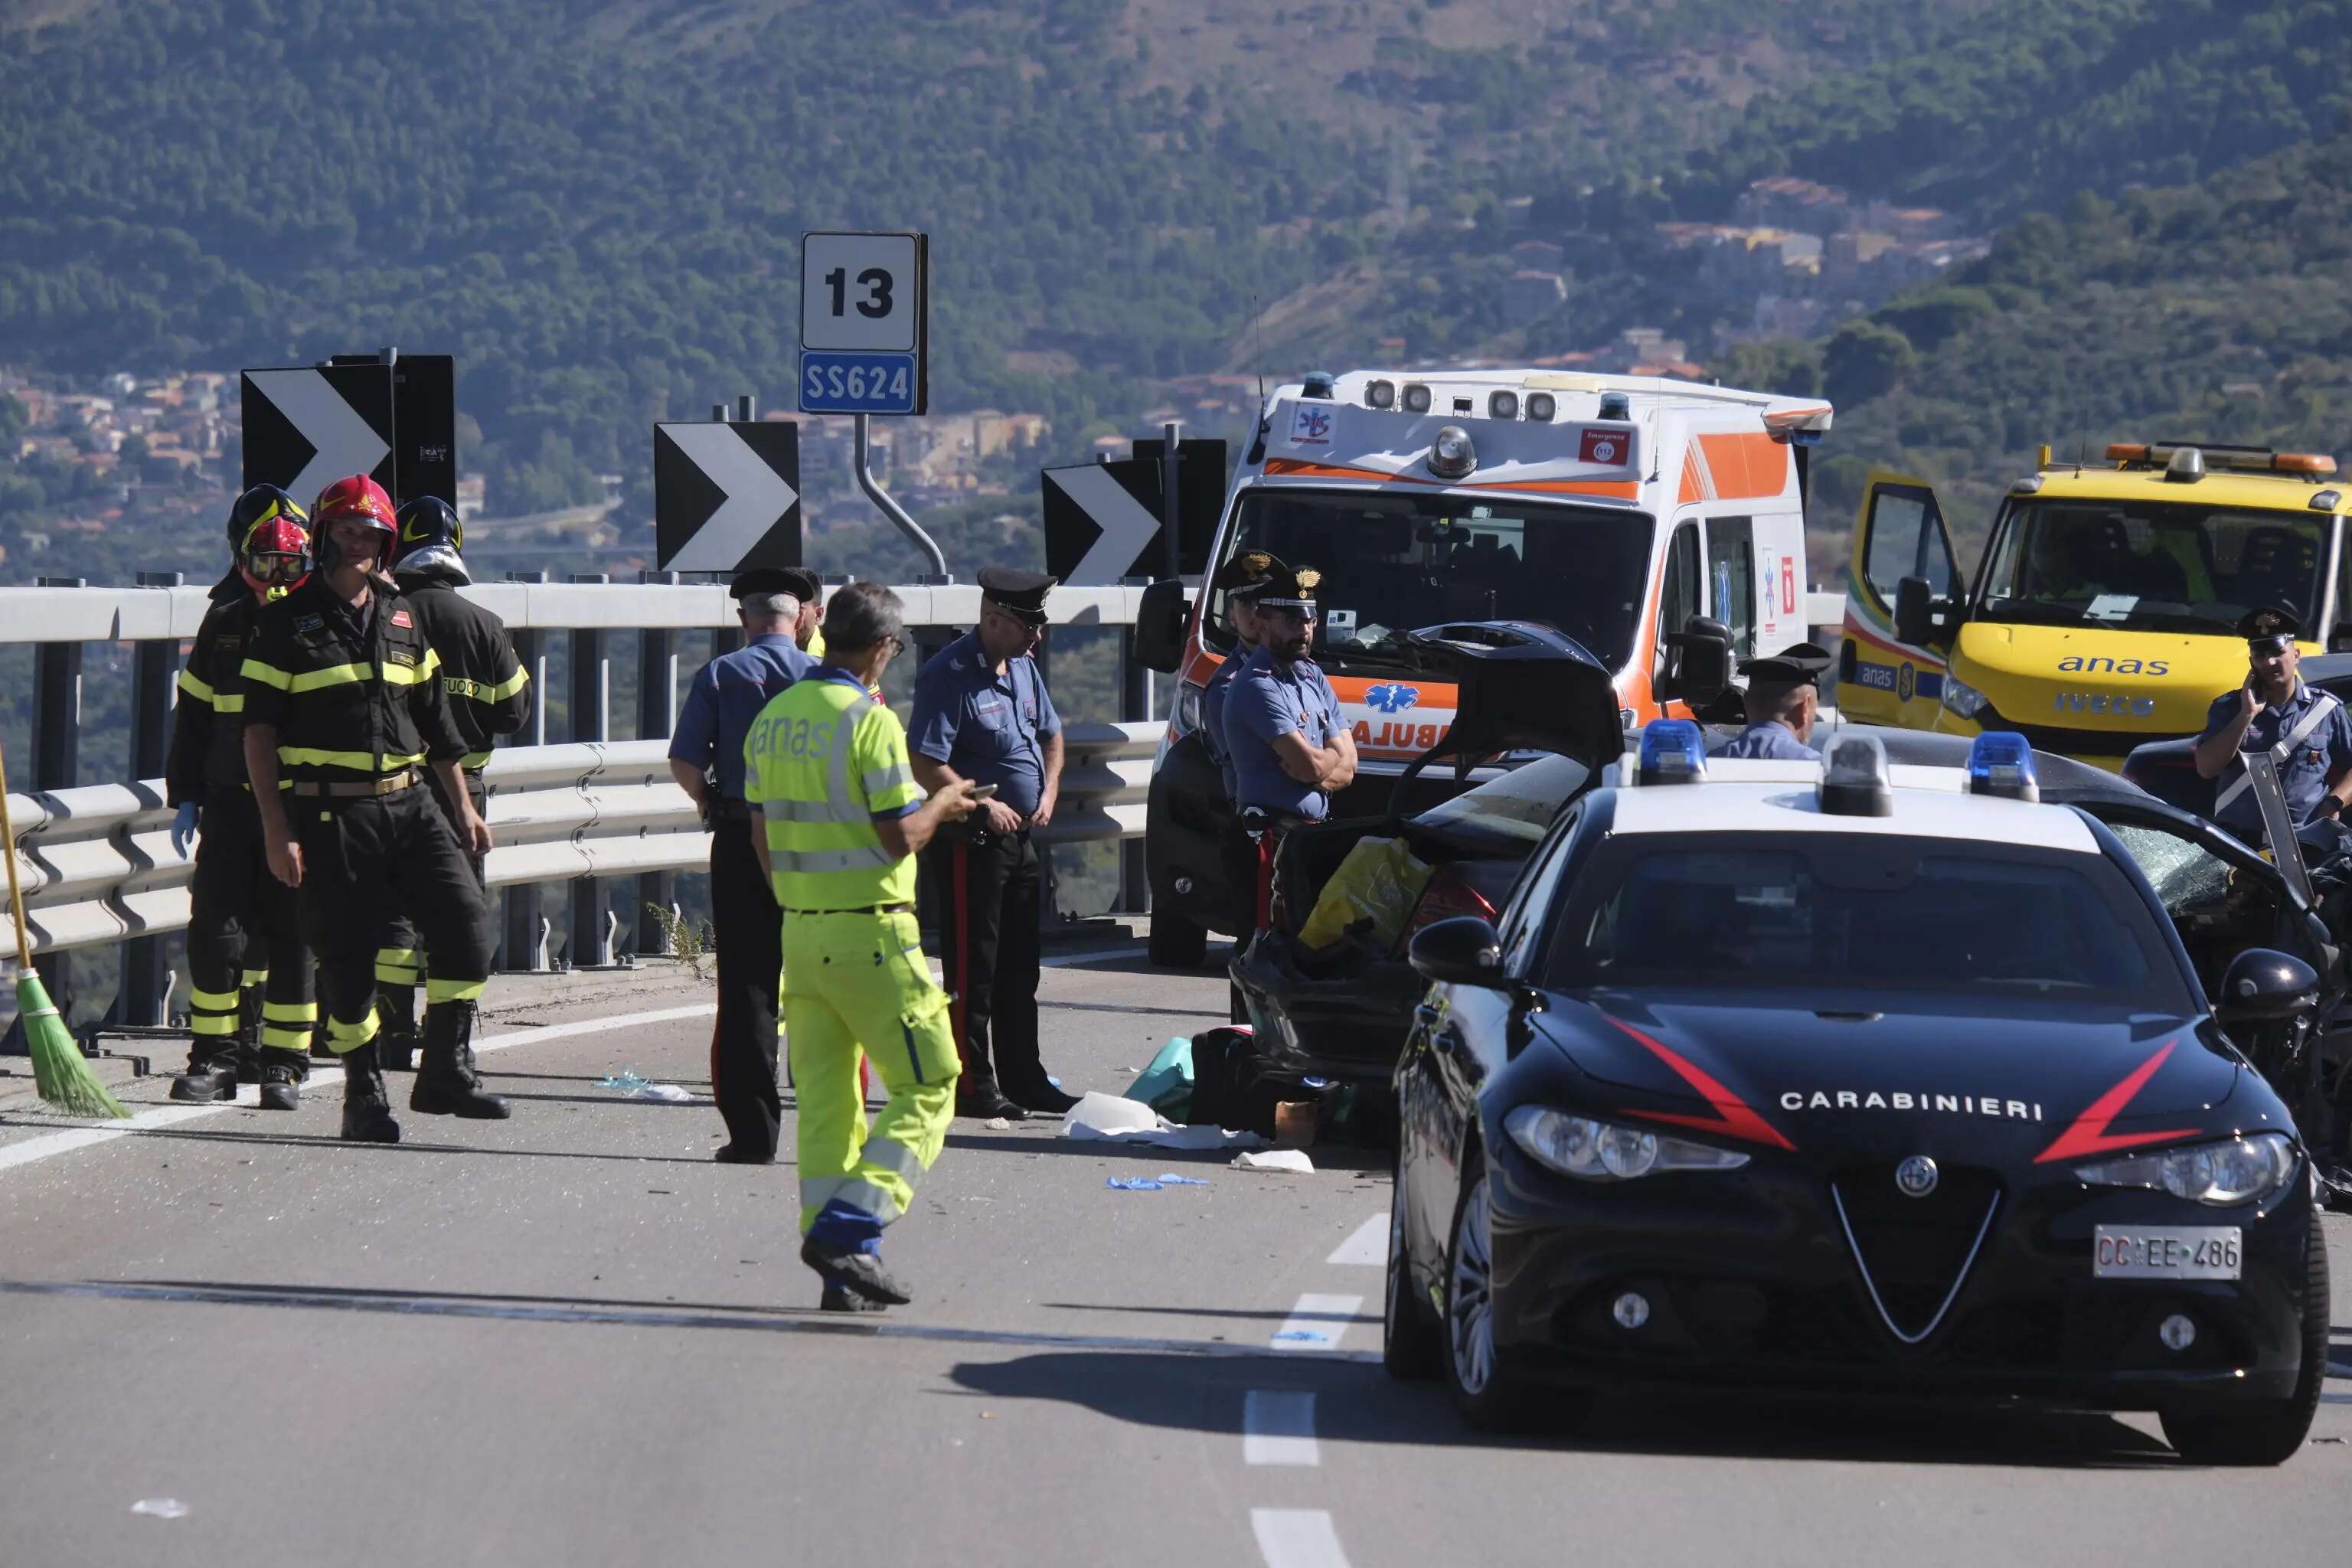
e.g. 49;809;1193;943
1364;683;1421;714
2057;655;2171;675
2055;691;2158;717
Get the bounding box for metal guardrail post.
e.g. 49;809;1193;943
568;575;612;967
122;570;183;1024
501;571;549;970
635;569;679;955
31;574;85;1010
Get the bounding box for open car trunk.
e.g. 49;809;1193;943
1230;622;1623;1086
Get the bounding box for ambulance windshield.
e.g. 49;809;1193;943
1213;488;1654;673
1978;498;2331;637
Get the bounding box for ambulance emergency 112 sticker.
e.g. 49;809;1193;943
1579;427;1630;466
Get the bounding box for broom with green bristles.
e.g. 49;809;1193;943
1;733;127;1119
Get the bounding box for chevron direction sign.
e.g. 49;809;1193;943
654;420;802;572
240;364;396;505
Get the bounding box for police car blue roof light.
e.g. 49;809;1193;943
1965;731;2040;802
1637;720;1707;786
1818;733;1893;817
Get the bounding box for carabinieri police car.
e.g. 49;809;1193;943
1383;724;2332;1464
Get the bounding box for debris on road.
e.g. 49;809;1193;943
1105;1171;1215;1191
130;1498;190;1520
597;1071;692;1102
1123;1036;1195;1119
984;1116;1013;1130
1235;1149;1315;1174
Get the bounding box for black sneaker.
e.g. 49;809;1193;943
819;1283;886;1313
956;1087;1028;1121
799;1239;913;1306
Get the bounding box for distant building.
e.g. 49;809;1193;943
1502;270;1567;327
1735;176;1852;237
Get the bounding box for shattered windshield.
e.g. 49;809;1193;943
1208;488;1654;674
1977;497;2331;636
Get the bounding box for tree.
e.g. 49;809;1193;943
1822;320;1917;406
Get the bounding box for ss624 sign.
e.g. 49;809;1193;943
799;230;927;416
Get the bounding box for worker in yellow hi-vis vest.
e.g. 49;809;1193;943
743;582;980;1310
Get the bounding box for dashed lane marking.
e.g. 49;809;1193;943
1271;1292;1366;1352
0;1003;717;1175
1326;1214;1386;1266
1243;1390;1319;1466
1251;1508;1352;1568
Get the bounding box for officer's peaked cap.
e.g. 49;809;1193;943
979;565;1057;625
730;566;802;602
1212;550;1289;595
2239;605;2300;648
1739;640;1834;689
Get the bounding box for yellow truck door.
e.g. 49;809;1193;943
1839;471;1962;727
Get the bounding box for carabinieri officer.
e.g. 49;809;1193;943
668;567;818;1164
1223;564;1354;824
1714;642;1833;760
910;565;1076;1120
2192;605;2352;840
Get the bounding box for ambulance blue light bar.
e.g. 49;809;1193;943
1965;731;2040;802
1638;720;1707;786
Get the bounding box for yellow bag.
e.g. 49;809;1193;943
1297;836;1436;955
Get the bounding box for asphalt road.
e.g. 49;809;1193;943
1;940;2347;1568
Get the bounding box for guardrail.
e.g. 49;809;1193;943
0;570;1846;1028
0;722;1158;969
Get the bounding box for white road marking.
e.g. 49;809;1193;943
1251;1508;1351;1568
1271;1292;1364;1352
1243;1390;1319;1466
1326;1214;1387;1266
0;1003;718;1175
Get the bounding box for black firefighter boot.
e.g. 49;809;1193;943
168;1034;244;1102
339;1040;401;1144
376;982;420;1072
255;1047;307;1112
410;1001;511;1119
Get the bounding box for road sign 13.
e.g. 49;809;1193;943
801;232;923;352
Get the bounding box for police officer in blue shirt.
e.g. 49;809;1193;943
910;566;1075;1119
1714;642;1833;761
1224;564;1356;824
2192;606;2352;840
668;567;819;1163
1202;550;1285;799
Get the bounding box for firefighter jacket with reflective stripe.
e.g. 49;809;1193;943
744;670;927;910
394;571;533;773
167;573;264;807
240;576;469;783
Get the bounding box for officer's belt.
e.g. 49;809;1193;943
786;903;915;916
709;796;756;822
289;769;419;799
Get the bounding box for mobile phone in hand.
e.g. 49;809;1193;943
971;783;1001;799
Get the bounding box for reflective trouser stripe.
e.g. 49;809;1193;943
426;977;486;1004
375;947;423;985
240;970;269;989
261;1025;313;1050
191;985;240;1037
261;998;318;1051
191;986;240;1011
263;1001;316;1022
325;1009;381;1053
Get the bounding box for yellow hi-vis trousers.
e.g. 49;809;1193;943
783;910;959;1246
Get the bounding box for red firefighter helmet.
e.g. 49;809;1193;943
310;475;397;573
239;514;313;601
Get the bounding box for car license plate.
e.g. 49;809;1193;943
2092;1225;2241;1280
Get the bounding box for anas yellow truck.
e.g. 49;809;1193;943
1838;441;2347;767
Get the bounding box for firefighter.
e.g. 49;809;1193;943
666;567;817;1163
165;486;320;1106
241;474;505;1143
743;582;979;1307
910;565;1076;1119
370;495;533;1070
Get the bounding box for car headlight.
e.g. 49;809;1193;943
1504;1106;1749;1182
2074;1132;2298;1207
1941;675;1991;720
1172;682;1204;740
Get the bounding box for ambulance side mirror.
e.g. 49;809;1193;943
1133;579;1190;675
1671;616;1733;710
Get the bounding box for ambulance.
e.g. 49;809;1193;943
1838;441;2347;768
1133;367;1834;965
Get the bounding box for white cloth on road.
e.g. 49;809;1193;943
1234;1148;1315;1174
1062;1090;1267;1149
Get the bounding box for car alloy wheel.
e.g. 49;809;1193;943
1448;1175;1497;1396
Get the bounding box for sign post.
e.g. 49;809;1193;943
800;229;946;578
